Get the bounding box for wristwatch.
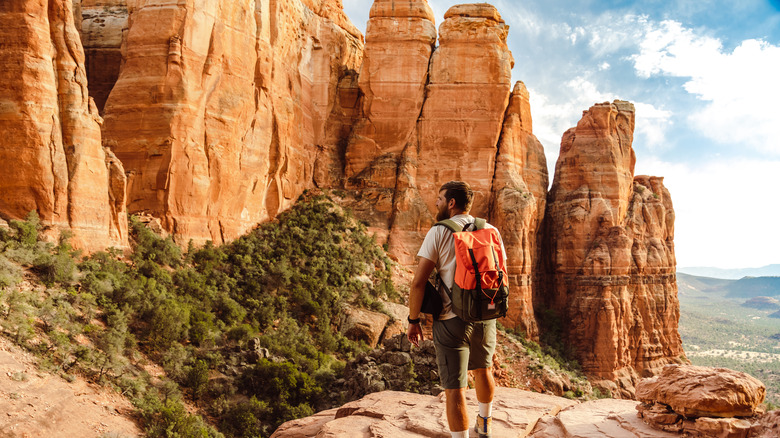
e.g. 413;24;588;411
407;316;421;324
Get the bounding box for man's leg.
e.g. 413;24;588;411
473;367;495;403
444;387;469;432
469;321;497;437
433;318;472;436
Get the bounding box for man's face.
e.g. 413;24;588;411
436;190;450;221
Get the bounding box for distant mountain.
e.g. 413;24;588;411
770;311;780;319
724;277;780;298
676;272;735;295
676;272;780;299
677;264;780;279
742;296;780;310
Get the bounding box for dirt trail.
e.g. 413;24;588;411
0;337;142;438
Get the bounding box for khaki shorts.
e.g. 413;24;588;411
432;317;497;389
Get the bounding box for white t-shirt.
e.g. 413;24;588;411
417;214;507;320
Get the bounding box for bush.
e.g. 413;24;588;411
0;254;22;289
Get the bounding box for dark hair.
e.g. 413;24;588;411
439;181;474;212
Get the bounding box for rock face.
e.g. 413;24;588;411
273;384;778;438
529;398;680;438
0;0;127;251
490;82;548;337
541;101;683;396
102;0;363;246
271;388;577;438
74;0;128;113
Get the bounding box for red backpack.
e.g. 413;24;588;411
436;218;509;322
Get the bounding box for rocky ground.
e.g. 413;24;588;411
0;336;141;438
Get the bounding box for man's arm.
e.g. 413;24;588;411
407;256;436;347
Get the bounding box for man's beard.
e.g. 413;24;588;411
436;205;449;221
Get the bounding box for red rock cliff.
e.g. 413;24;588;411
102;0;363;245
541;101;683;397
490;82;548;338
0;0;127;250
74;0;127;113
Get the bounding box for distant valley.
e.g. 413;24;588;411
678;264;780;280
677;272;780;406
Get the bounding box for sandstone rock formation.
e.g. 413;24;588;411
0;0;127;251
490;82;548;337
541;101;683;396
635;365;769;437
271;388;578;438
530;398;680;437
636;365;766;418
273;384;779;438
102;0;363;246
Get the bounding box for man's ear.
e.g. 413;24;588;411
448;198;456;210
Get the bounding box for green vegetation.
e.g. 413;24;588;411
0;193;398;437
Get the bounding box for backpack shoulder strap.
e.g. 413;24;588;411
473;218;486;230
434;219;460;233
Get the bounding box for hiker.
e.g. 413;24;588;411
407;180;507;438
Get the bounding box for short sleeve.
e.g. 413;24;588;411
417;227;440;264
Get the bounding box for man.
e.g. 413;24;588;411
407;181;504;438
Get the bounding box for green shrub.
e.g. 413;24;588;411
0;254;22;289
9;211;40;248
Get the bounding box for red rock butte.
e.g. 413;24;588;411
0;0;684;394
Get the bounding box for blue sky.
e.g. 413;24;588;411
343;0;780;269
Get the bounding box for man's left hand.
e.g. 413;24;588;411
407;322;423;347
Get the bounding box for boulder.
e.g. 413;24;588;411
340;306;390;348
636;365;766;418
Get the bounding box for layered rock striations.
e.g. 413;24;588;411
102;0;363;245
541;101;683;396
74;0;128;113
414;3;514;219
0;0;127;250
490;82;548;337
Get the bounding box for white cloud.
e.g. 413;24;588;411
631;21;780;156
636;157;780;268
634;102;673;150
529;79;673;168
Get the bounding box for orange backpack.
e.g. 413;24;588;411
436;218;509;322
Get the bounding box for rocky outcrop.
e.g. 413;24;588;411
541;101;683;396
636;365;766;418
271;388;577;438
530;398;680;437
0;0;127;251
636;365;768;437
490;82;548;337
341;334;441;400
102;0;363;246
273;384;779;438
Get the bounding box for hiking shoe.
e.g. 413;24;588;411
474;414;492;438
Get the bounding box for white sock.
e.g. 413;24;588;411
450;431;469;438
479;401;493;418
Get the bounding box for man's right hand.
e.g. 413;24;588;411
407;322;423;347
